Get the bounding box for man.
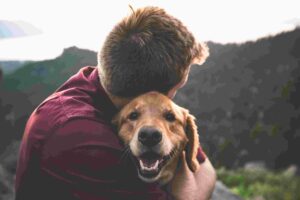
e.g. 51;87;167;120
15;6;216;200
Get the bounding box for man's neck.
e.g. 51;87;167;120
98;68;132;109
107;93;132;110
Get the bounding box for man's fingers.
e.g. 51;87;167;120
179;151;189;171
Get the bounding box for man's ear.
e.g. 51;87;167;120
185;113;200;172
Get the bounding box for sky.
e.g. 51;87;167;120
0;0;299;60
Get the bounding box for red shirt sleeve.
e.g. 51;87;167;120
197;145;207;164
41;119;170;200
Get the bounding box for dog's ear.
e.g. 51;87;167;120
112;112;121;127
185;113;200;172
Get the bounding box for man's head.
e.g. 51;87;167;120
98;6;208;103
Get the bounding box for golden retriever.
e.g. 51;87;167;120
113;91;200;185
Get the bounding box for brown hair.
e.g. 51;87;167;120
98;6;208;97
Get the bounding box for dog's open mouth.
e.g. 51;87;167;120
135;152;170;179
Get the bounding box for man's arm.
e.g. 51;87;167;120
169;151;216;200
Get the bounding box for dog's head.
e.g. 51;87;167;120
113;91;200;184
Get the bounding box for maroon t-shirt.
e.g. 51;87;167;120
15;66;206;200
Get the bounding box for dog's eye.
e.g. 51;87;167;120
128;111;139;121
165;112;176;122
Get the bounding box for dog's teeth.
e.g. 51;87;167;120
153;160;159;169
139;159;145;170
139;159;159;172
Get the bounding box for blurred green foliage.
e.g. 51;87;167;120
281;80;294;99
250;122;263;139
269;124;280;137
217;168;300;200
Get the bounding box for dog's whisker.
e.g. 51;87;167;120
169;148;178;160
121;147;130;159
119;146;131;163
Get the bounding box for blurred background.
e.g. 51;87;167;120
1;0;300;199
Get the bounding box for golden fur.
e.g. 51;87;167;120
113;92;200;185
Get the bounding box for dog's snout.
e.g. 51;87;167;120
138;127;162;147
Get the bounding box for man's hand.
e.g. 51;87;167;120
169;151;216;200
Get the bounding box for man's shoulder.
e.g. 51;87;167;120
42;118;123;157
31;66;111;130
25;66;117;148
32;93;122;149
34;87;105;126
46;90;106;124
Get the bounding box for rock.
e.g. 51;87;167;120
283;164;298;177
211;181;242;200
0;164;14;199
0;141;20;174
0;68;2;83
244;161;266;171
251;196;265;200
0;142;19;200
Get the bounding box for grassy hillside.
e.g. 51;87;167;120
2;46;97;105
174;28;300;169
0;46;97;153
0;61;26;75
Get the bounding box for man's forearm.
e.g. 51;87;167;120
194;158;217;200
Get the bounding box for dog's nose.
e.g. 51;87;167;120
138;127;162;147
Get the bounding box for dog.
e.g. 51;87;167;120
113;91;200;185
